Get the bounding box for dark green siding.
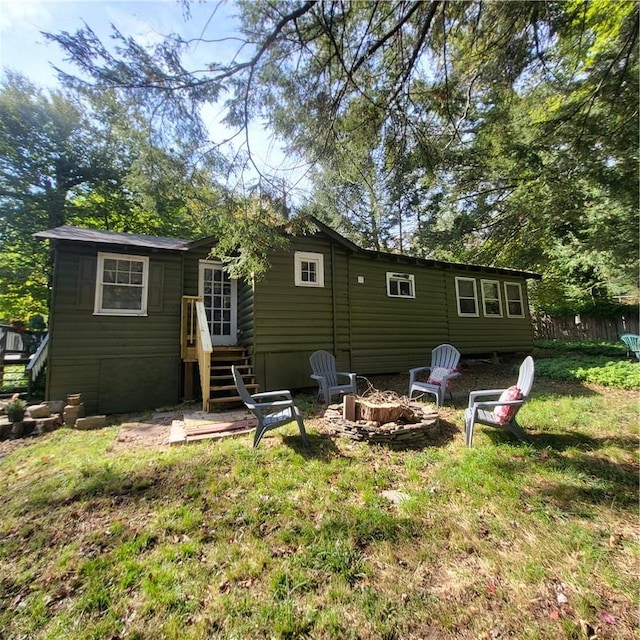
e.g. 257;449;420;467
252;235;350;390
182;245;211;297
251;235;535;390
444;270;534;353
45;231;535;411
348;255;449;374
46;243;183;414
238;280;254;349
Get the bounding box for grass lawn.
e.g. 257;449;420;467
0;354;638;639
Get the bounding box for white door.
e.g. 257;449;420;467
198;261;237;346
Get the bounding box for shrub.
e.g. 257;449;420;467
536;356;640;390
534;339;626;357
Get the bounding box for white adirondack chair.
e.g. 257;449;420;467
408;344;461;406
309;350;357;404
464;356;535;447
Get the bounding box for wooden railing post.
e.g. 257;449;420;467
181;296;214;411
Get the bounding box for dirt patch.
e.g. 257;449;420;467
0;434;37;459
109;411;180;450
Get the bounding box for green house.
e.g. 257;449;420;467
36;219;540;414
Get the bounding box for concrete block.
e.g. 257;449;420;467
74;415;107;430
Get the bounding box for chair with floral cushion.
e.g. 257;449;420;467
464;356;535;447
408;344;461;406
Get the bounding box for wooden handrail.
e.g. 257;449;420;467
26;334;49;381
194;300;213;412
181;296;213;411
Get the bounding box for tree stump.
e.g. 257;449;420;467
356;398;411;424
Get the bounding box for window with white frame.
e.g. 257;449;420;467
94;252;149;316
386;272;415;298
481;279;503;317
455;277;479;317
294;251;324;287
504;282;525;317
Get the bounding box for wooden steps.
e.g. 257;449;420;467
209;346;257;408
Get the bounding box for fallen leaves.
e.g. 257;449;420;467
597;610;617;624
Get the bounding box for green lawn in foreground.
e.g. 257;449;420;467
0;365;638;639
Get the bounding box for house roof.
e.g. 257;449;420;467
306;216;542;280
35;220;541;279
35;226;190;251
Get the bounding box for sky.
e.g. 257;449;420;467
0;0;308;196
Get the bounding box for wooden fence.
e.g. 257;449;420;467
533;313;639;341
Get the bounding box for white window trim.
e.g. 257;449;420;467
294;251;324;287
504;281;525;318
386;272;416;299
94;252;149;316
481;279;503;318
455;276;479;317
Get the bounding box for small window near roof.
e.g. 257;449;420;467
481;279;503;317
94;252;149;316
504;282;525;317
386;272;415;298
455;277;479;317
294;251;324;287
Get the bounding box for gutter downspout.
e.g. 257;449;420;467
331;243;338;355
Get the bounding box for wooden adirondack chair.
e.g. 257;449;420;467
309;350;357;404
464;356;535;447
232;366;308;448
620;334;640;361
408;344;461;406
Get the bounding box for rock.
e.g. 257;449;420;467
43;400;65;414
74;415;107;430
26;404;51;419
36;415;63;434
381;490;410;504
63;404;84;427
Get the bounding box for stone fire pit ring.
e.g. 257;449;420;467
323;396;439;449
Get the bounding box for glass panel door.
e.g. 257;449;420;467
198;261;237;345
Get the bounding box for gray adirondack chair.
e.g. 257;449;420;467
309;350;357;404
408;344;461;406
464;356;535;447
620;334;640;361
232;366;308;448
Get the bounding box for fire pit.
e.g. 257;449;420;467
323;390;439;449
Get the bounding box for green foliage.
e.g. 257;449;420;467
5;395;27;412
0;73;232;319
534;339;627;357
536;356;640;389
33;0;640;305
535;338;639;388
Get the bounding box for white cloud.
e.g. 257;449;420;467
0;0;54;34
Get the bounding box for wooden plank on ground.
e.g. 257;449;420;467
170;409;258;446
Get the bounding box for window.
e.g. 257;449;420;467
94;252;149;316
386;272;415;298
481;279;503;317
455;277;479;317
504;282;525;318
294;251;324;287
